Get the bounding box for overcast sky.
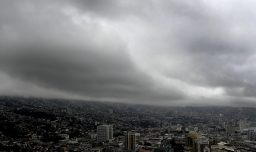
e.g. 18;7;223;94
1;0;256;106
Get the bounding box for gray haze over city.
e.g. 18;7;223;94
0;0;256;106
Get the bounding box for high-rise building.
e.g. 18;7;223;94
109;125;113;140
196;137;211;152
186;132;211;152
97;125;113;142
125;131;137;151
239;119;249;131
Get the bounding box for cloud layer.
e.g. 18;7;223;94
1;0;256;106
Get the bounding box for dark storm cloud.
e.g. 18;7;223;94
0;0;185;104
0;43;184;103
1;0;256;105
0;44;145;98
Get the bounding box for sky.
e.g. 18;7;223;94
1;0;256;106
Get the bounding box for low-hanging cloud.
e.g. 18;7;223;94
1;0;256;106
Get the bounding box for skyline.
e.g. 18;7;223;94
1;0;256;106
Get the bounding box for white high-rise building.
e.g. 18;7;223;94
97;125;113;142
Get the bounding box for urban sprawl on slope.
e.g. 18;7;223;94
0;96;256;151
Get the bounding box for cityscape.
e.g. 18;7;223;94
1;0;256;151
0;96;256;151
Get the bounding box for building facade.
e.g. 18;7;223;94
125;131;136;151
97;125;113;143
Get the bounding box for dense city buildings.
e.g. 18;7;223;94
1;96;256;151
97;125;113;143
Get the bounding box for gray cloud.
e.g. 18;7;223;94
0;0;185;105
168;5;256;98
1;0;256;106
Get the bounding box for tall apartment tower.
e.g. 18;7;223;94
125;131;136;151
108;125;113;140
97;125;113;142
